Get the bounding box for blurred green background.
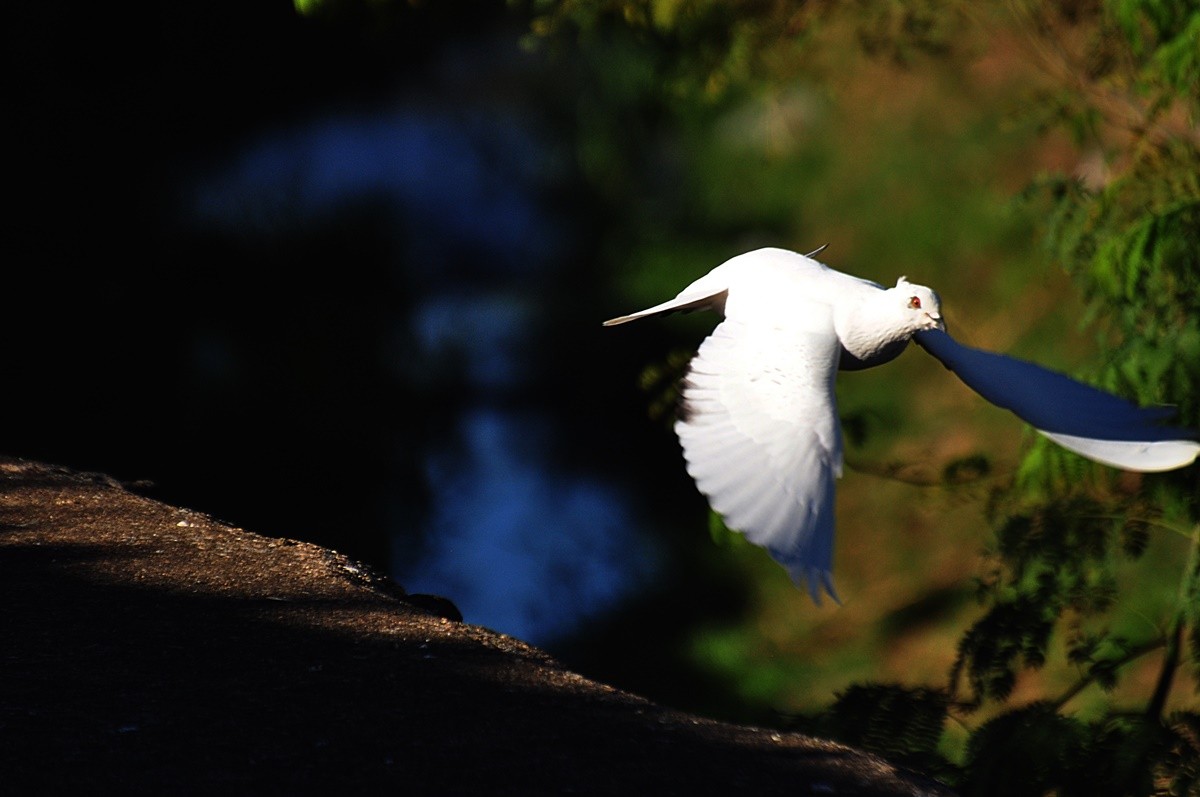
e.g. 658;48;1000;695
10;0;1198;791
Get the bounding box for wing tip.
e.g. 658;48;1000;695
790;565;841;606
1037;430;1200;472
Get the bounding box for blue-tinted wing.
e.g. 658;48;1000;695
915;328;1199;472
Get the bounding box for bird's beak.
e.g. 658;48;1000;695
926;313;945;331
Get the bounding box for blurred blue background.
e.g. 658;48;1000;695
9;1;701;652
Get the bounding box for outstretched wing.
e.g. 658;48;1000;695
915;328;1200;471
676;313;845;603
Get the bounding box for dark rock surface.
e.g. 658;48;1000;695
0;458;953;795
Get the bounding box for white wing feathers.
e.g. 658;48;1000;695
1036;432;1200;472
675;314;844;603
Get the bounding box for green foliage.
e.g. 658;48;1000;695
1034;154;1200;423
850;0;962;63
953;594;1055;702
519;0;977;98
945;481;1186;728
519;0;773;99
1159;712;1200;797
958;706;1200;796
1110;0;1200;90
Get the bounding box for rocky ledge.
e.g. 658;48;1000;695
0;457;951;795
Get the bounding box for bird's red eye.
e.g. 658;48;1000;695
908;296;921;309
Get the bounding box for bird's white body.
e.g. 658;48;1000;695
606;247;1200;602
606;248;944;600
606;248;936;367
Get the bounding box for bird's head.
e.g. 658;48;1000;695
893;277;944;333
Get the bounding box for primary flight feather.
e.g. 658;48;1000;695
605;247;1200;603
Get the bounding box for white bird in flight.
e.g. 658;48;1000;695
605;247;1200;603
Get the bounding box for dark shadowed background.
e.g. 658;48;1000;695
9;0;723;701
